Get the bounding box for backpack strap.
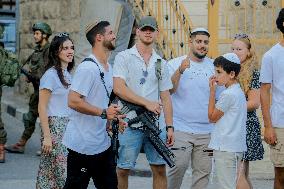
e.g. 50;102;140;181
82;58;110;99
155;58;162;101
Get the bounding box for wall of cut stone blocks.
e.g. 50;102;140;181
16;0;123;95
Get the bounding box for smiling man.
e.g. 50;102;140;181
167;28;215;189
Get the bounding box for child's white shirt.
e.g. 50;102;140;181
209;83;247;152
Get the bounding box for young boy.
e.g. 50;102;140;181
208;53;247;189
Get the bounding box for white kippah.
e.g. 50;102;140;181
222;53;240;64
191;28;210;35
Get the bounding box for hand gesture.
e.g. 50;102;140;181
42;136;52;155
264;127;277;145
179;55;190;74
145;101;162;115
106;104;121;120
118;115;128;133
209;76;217;92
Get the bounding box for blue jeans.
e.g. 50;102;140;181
117;127;167;169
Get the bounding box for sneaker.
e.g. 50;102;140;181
0;144;5;163
5;143;25;153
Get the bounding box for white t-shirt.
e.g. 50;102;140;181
260;43;284;128
113;45;173;128
62;54;112;155
168;55;215;134
39;67;72;117
209;83;247;152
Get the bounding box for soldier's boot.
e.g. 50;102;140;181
5;139;26;153
0;144;5;163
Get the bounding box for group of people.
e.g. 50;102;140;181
0;7;283;189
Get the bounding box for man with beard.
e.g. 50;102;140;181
167;28;215;189
62;21;123;189
113;16;174;189
6;22;52;153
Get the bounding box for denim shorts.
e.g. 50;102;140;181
117;127;167;169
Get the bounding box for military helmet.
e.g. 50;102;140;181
32;22;52;36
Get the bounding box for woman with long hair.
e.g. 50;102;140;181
36;32;75;189
232;33;264;189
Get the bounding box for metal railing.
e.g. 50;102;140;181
129;0;284;59
210;0;284;58
128;0;194;59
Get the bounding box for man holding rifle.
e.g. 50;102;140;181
6;22;52;154
113;16;174;189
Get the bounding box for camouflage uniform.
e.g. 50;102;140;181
5;22;52;154
0;26;7;145
0;63;6;145
0;24;20;162
21;42;50;141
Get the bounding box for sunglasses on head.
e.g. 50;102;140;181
55;32;69;37
234;33;250;41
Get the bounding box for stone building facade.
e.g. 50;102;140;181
17;0;123;94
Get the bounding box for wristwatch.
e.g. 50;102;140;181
166;125;174;132
100;109;107;119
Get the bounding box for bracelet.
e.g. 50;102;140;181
178;66;184;74
166;125;174;132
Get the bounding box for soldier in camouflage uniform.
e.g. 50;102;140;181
5;22;52;153
0;24;7;162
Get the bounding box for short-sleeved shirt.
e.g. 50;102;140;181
113;45;173;128
209;83;247;152
39;67;72;117
167;55;215;134
260;43;284;128
63;54;112;155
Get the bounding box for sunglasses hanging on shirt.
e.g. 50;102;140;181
140;68;148;85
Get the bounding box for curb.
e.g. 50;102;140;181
2;100;25;122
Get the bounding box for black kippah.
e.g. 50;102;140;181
276;8;284;33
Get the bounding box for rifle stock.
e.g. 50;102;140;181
20;68;39;89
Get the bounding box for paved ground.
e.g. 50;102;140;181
0;87;275;188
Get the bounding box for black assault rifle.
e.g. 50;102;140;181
111;97;176;168
111;119;119;164
20;68;39;89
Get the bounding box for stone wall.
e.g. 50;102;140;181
16;0;123;95
18;0;81;63
17;0;81;94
